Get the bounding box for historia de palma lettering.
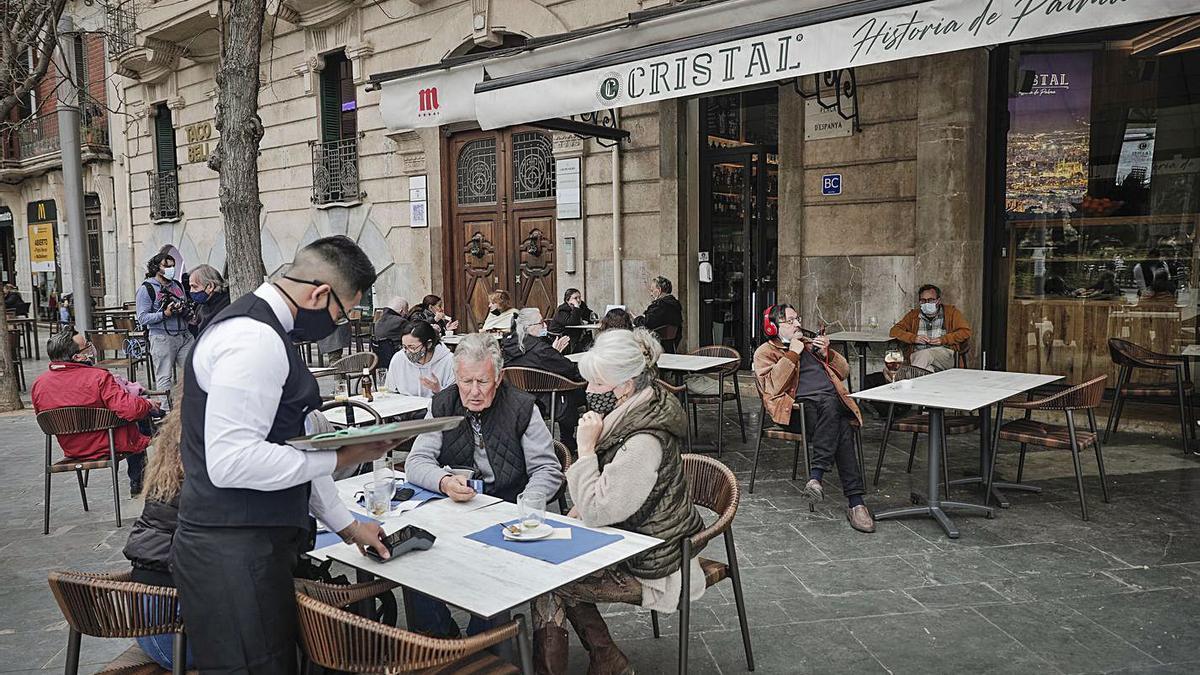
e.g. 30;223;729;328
475;0;1193;130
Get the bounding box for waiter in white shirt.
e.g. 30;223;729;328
173;236;393;673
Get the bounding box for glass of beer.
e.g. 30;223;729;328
517;491;546;531
884;350;904;381
333;377;349;402
364;478;396;517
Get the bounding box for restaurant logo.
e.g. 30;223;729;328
417;87;440;115
598;75;621;103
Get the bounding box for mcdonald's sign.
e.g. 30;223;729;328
27;200;57;273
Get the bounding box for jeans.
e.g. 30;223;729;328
126;452;146;487
408;590;502;638
791;394;865;499
149;332;192;395
136;634;194;670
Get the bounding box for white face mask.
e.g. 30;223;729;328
162;267;176;281
920;301;938;316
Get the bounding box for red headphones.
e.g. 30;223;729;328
762;305;778;338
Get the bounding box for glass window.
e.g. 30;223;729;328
1002;30;1200;385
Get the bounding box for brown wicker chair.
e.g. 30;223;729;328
1104;338;1195;453
873;365;978;492
552;440;574;513
646;455;753;675
87;330;148;383
650;324;681;354
295;591;532;674
748;375;810;499
46;569;187;675
686;345;747;456
38;407;131;534
656;378;693;453
501;367;586;439
988;376;1109;520
330;352;380;395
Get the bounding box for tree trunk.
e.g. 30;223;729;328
0;310;22;412
209;0;268;300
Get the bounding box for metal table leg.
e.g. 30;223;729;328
875;408;993;538
858;342;868;393
949;403;1042;507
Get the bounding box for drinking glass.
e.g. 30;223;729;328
517;491;547;531
333;377;349;402
364;478;396;517
868;316;879;330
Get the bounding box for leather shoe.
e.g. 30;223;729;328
801;479;824;505
847;505;876;533
534;626;569;675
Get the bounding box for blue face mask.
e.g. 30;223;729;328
190;291;209;304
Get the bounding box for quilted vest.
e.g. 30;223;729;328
430;382;536;503
595;384;704;579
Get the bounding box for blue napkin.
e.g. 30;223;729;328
314;511;381;550
464;518;624;565
355;482;444;509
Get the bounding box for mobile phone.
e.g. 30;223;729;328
394;487;415;502
364;525;436;562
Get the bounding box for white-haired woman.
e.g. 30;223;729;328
501;307;585;450
532;328;705;675
186;264;230;335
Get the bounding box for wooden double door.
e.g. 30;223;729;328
446;128;558;332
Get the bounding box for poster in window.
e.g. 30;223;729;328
1005;52;1094;216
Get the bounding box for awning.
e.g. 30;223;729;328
474;0;1199;130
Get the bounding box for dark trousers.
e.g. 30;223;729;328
172;522;307;674
791;394;865;498
126;452;145;485
408;590;502;637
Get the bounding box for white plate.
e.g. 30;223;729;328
502;522;554;541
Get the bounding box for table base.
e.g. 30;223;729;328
947;476;1042;509
874;501;994;538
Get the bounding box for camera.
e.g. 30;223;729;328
163;294;198;323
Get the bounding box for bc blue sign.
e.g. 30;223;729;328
822;174;842;196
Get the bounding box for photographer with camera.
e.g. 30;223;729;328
136;252;193;397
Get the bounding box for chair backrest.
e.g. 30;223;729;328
87;331;128;354
318;399;383;426
1027;375;1107;411
689;345;741;376
553;440;574;473
895;364;933;382
652;325;680;347
330;351;378;376
37;407;124;436
47;570;182;638
681;454;739;549
957;338;973;368
295;591;518;673
1107;337;1171;369
110;316;137;332
502;366;585;394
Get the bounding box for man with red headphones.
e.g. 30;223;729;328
752;304;874;533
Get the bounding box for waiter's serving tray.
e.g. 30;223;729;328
289;416;466;451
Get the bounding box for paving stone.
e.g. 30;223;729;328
978;541;1130;576
787;556;927;595
1085;532;1200;567
975;601;1157;673
794;517;941;559
989;571;1136;602
703;621;889;674
1104;564;1200;591
903;582;1010;609
726;524;829;567
1062;589;1200;665
777;588;927;622
900;549;1017;586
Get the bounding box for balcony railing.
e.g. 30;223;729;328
311;137;363;205
18;115;60;158
105;0;137;55
149;169;180;221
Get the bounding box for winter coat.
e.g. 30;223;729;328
384;343;456;398
31;361;154;459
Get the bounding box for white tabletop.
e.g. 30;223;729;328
319;497;661;618
1182;345;1200;357
309;366;337;377
825;330;895;343
566;324;601;330
322;394;430;425
566;352;738;373
850;368;1062;412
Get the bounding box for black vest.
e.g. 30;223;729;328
178;293;322;529
430;382;536;503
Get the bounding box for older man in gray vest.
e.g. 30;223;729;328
406;332;563;637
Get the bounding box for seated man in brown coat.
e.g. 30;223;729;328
889;284;971;372
752;304;874;533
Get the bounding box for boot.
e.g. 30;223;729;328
565;604;632;675
534;626;569;675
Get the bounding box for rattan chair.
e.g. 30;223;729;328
501;367;586;439
647;455;753;675
552;440;574;513
320;398;384;428
1105;338;1195;453
38;407;131;534
686;346;747;456
46;569;187;675
748;375;810;498
655;378;693;453
988;376;1109;520
295;591;532;674
330;352;380;395
87;330;148;382
651;324;681;354
873;365;978;491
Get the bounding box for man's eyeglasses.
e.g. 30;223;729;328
781;317;802;326
282;276;351;325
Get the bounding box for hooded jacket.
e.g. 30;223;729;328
384;343;456;397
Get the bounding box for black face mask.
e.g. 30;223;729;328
490;308;502;316
275;284;340;342
586;391;620;415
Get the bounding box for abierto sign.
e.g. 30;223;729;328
476;0;1197;129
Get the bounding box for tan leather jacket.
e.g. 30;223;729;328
752;339;862;428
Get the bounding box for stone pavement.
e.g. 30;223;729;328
1;374;1199;674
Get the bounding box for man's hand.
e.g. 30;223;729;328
341;520;389;560
419;375;442;393
552;335;570;352
334;440;394;471
439;474;477;502
446;319;460;331
929;337;944;346
163;303;175;317
915;335;931;345
577;411;604;454
811;335;829;356
567;505;580;519
788;338;805;354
